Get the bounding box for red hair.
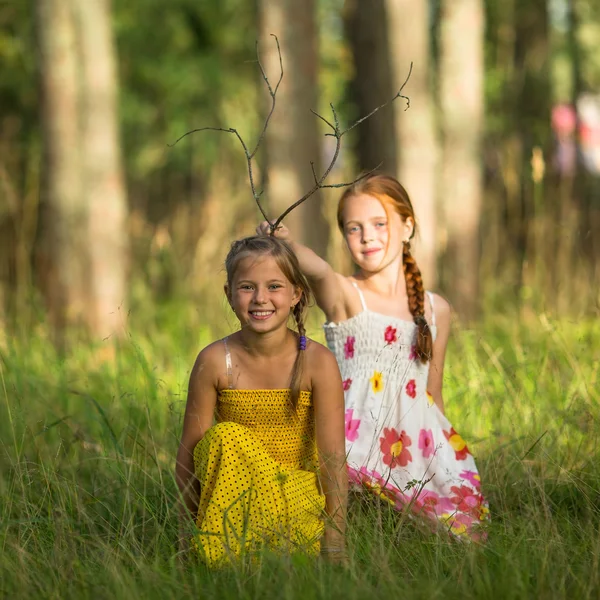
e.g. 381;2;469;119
337;174;432;363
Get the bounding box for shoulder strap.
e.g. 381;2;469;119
351;280;368;312
426;291;436;327
223;337;233;389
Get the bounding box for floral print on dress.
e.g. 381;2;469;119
460;470;481;489
450;485;483;518
370;371;384;393
344;336;356;359
380;427;412;468
384;325;398;344
345;409;360;442
418;428;435;458
324;296;489;540
348;466;400;506
443;427;471;460
409;344;417;361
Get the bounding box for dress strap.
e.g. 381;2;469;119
223;337;234;389
426;291;436;327
351;281;368;312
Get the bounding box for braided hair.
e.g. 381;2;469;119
337;174;433;363
225;235;312;408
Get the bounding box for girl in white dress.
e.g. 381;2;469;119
258;173;489;539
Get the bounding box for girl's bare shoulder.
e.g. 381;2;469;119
428;292;451;328
190;339;227;387
304;338;342;381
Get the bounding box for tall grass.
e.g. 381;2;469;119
1;311;599;599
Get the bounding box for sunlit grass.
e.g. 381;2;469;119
1;312;599;599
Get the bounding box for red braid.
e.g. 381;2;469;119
402;241;432;363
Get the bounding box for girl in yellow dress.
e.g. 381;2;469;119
175;235;348;567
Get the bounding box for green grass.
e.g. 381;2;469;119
1;310;599;599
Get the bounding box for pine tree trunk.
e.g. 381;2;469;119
74;0;129;339
344;0;397;174
259;0;329;256
439;0;485;321
387;0;438;289
35;0;87;335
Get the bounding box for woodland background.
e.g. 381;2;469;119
1;2;600;598
1;0;599;342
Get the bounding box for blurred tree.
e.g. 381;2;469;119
35;0;128;340
386;0;438;288
259;0;329;257
35;0;87;335
439;0;485;321
74;0;128;339
343;0;397;173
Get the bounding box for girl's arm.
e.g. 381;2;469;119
257;221;350;322
309;343;348;560
175;344;220;548
426;294;452;414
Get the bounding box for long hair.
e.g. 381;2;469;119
337;174;432;363
225;235;312;407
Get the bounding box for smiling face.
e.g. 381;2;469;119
341;193;413;273
226;253;301;335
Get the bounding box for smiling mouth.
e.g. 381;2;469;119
362;248;381;256
249;310;274;320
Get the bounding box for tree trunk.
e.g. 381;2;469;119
386;0;438;289
439;0;484;321
344;0;397;174
259;0;329;257
35;0;87;334
74;0;128;339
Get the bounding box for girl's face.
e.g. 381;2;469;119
341;193;413;273
226;253;301;335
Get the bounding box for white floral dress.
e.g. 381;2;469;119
324;283;489;538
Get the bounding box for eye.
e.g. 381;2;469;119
347;225;360;234
239;284;254;290
269;284;283;290
375;221;387;228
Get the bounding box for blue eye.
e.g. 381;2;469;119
347;226;360;234
269;284;282;290
375;221;387;228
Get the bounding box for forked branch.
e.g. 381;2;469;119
269;61;413;232
169;34;284;223
170;37;413;232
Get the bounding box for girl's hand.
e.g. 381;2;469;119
255;220;292;241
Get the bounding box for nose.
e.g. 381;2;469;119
361;226;374;244
253;286;267;304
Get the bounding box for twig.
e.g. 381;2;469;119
169;35;284;223
170;38;413;231
269;61;413;232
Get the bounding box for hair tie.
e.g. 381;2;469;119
299;335;307;351
414;315;427;326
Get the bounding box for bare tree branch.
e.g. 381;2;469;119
170;38;412;234
269;62;413;232
169;35;284;224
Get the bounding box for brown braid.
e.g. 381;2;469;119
402;241;432;363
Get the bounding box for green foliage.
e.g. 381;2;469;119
1;313;599;598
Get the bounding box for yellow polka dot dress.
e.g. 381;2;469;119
192;389;325;567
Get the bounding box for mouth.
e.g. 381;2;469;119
249;310;275;321
362;248;381;256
